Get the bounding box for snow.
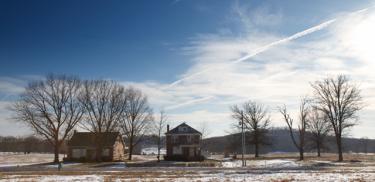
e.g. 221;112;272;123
106;162;126;169
0;163;39;167
141;147;166;155
0;175;103;182
43;162;81;168
1;152;375;181
1;171;373;182
221;159;299;168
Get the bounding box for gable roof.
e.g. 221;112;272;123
68;132;122;147
166;123;201;135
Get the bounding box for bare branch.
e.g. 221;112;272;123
11;74;84;163
311;75;363;161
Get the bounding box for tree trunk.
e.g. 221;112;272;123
317;141;321;157
254;143;259;158
53;133;60;163
254;131;260;158
128;145;133;160
299;148;304;160
128;135;133;160
337;136;343;161
54;143;59;163
157;137;161;162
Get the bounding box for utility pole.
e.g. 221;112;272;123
240;110;246;167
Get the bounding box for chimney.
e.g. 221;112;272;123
167;125;170;132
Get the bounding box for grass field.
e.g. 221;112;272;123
1;152;375;181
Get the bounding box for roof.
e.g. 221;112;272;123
68;132;122;147
166;123;201;135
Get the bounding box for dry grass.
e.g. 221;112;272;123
270;179;293;182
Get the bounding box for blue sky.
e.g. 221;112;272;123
1;0;375;137
0;0;369;80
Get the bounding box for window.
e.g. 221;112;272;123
173;146;182;154
179;127;187;132
102;148;110;156
187;135;191;143
172;135;178;143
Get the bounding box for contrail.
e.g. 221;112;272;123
166;19;336;88
166;7;370;89
164;96;215;111
163;7;370;110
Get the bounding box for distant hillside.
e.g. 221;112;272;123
202;128;375;154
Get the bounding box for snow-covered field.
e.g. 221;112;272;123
1;170;374;181
1;153;375;181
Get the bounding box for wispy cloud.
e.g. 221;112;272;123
134;4;375;137
166;7;370;89
165;96;215;111
2;3;375;137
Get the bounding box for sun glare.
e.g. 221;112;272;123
346;12;375;61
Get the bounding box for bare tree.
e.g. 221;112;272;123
155;110;168;162
12;74;84;163
199;122;211;140
120;87;153;160
199;121;212;155
232;101;271;158
79;80;127;161
311;75;363;161
279;97;310;160
307;107;331;157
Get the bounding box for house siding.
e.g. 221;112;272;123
165;123;203;161
66;132;125;162
112;136;125;160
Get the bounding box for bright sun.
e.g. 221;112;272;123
346;12;375;61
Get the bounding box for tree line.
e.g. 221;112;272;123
0;135;54;153
11;74;166;163
231;75;363;161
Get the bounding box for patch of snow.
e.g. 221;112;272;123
106;162;126;169
250;159;299;168
112;171;374;182
221;160;242;168
0;163;39;167
221;159;299;168
43;162;81;168
0;175;103;182
141;147;166;155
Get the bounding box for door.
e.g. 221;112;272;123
87;149;96;160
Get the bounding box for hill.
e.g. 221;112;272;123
202;128;375;154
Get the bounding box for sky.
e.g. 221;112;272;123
1;0;375;138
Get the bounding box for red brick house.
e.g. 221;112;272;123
66;132;125;162
165;123;203;161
